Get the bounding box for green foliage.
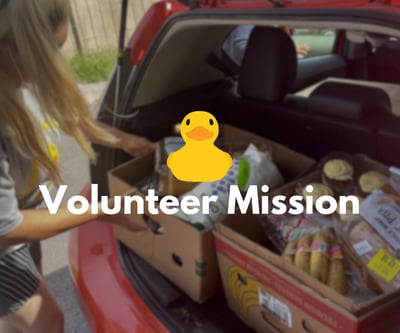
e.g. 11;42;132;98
69;51;116;83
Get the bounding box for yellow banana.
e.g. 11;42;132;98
310;231;329;283
294;233;313;274
327;245;346;295
282;239;298;264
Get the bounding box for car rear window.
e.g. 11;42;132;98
223;25;337;65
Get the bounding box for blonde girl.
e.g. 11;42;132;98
0;0;153;332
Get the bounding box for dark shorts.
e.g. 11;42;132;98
28;241;42;266
0;245;41;317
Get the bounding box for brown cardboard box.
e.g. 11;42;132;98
213;153;400;333
108;124;315;303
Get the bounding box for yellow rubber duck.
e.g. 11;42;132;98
167;111;232;182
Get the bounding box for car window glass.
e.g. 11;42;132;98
290;28;337;58
223;26;337;65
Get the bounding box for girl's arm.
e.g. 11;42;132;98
0;203;146;248
89;121;156;157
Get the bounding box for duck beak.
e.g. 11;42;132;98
186;126;213;141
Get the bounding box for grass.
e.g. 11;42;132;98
68;51;116;83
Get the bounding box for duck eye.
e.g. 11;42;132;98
209;119;214;125
186;119;190;126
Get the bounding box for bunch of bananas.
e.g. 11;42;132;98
227;266;263;318
282;231;346;295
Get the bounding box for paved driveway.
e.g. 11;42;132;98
42;82;107;333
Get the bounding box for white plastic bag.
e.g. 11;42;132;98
175;144;284;229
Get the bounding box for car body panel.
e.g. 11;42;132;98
69;185;169;333
128;1;187;64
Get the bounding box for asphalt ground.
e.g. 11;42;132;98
41;82;107;333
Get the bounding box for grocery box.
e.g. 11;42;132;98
108;124;315;303
213;153;400;332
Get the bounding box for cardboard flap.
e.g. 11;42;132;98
219;124;315;179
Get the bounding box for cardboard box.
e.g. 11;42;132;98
214;153;400;333
108;124;315;303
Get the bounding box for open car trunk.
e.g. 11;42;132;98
118;242;254;333
91;6;400;333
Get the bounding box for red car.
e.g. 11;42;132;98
69;1;400;332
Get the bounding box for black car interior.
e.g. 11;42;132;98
214;26;398;166
120;25;400;169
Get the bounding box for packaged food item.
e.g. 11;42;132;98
264;151;399;301
174;144;284;229
347;218;400;293
336;232;384;296
294;233;313;274
356;171;388;198
154;137;186;196
261;210;321;252
310;231;329;283
259;174;336;252
282;239;298;264
359;190;400;255
335;196;363;225
327;245;347;295
301;182;335;212
388;166;400;194
322;158;354;193
154;137;275;197
298;179;339;227
281;228;352;296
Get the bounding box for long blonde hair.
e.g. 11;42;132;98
0;0;116;183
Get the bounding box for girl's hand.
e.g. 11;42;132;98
119;133;156;158
91;121;156;158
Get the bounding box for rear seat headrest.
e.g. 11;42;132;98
346;31;389;48
309;81;391;120
238;26;297;103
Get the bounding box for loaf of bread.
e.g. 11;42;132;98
348;219;400;293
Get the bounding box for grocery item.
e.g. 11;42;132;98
356;171;388;198
336;195;362;225
388;166;400;194
322;158;354;192
302;182;334;207
282;239;298;264
347;219;400;293
268;152;399;299
175;144;284;229
337;233;384;295
310;231;329;283
261;211;321;252
360;190;400;254
294;233;313;274
154;137;185;196
327;245;347;295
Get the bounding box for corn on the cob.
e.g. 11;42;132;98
282;239;298;264
310;231;329;283
327;245;346;295
294;233;313;274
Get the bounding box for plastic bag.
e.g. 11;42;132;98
174;144;284;229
